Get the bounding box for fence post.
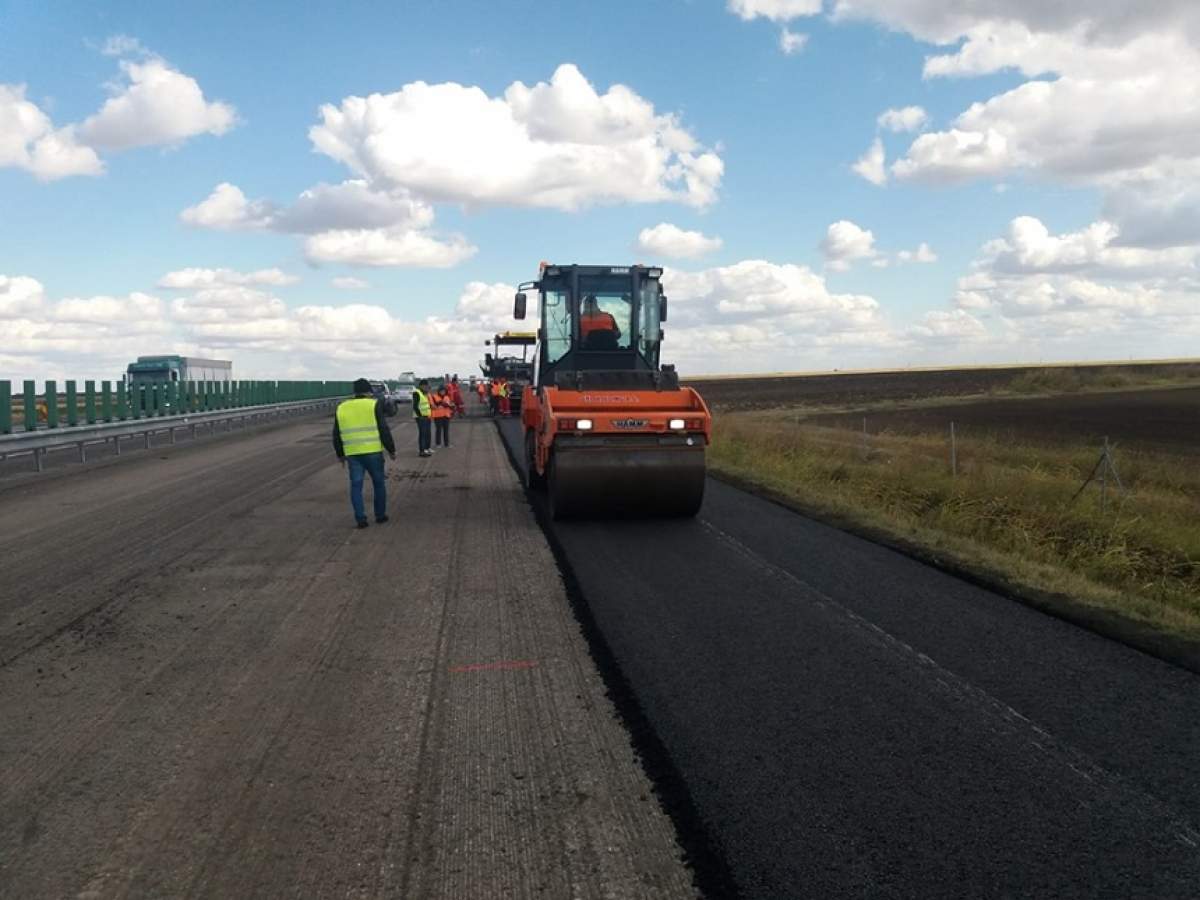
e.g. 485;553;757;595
84;380;96;424
65;380;78;426
1100;436;1109;514
23;381;36;431
0;380;10;434
101;381;112;422
46;380;59;428
950;421;958;478
115;382;127;420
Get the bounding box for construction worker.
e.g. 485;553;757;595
431;385;453;448
477;379;487;407
580;294;621;343
412;378;433;457
449;375;465;417
333;378;396;528
489;378;501;416
499;377;511;416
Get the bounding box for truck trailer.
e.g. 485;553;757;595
125;355;232;385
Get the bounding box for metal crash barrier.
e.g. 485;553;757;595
0;398;342;473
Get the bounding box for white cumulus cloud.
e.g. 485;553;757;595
877;106;928;133
158;267;299;289
635;223;723;260
0;84;104;180
303;228;476;269
728;0;823;22
0;274;46;318
179;183;275;230
780;28;809;55
78;57;236;151
830;3;1200;246
308;63;723;211
852;137;887;186
821;220;878;271
897;242;938;264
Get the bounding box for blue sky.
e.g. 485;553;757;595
2;1;1196;379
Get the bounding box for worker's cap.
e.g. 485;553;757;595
418;379;429;387
353;377;371;394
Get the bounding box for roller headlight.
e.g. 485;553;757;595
668;418;686;430
576;419;594;430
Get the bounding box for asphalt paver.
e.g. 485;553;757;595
0;413;695;899
497;415;1200;899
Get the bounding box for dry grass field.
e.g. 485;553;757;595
698;363;1200;644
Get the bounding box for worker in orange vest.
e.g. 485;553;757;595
449;375;465;417
489;378;501;416
431;385;453;448
477;379;487;406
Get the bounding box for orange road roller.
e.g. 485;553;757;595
514;263;712;519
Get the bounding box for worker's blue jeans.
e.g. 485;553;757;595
416;417;431;454
347;452;387;523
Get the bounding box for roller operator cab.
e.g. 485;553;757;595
515;263;712;519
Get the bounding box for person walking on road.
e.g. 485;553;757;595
413;378;433;457
431;385;453;448
334;378;396;529
489;378;501;416
449;375;465;417
477;379;487;407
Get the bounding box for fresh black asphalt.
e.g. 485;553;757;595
497;416;1200;899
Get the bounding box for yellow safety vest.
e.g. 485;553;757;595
336;397;384;456
412;389;431;418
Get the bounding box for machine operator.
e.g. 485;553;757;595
580;295;621;341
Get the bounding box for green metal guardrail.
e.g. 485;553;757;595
0;379;354;434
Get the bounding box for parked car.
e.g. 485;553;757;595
368;380;396;416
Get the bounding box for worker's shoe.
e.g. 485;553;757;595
356;520;369;529
376;515;389;524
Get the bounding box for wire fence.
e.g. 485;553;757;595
770;416;1156;517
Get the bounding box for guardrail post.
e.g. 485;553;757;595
84;380;96;424
66;380;78;426
101;381;112;422
0;381;10;434
46;380;59;428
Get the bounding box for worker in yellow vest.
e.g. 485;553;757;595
412;378;433;457
333;378;396;528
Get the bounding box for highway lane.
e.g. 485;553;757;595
497;416;1200;899
0;413;695;899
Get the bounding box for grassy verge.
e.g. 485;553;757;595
711;412;1200;652
998;364;1200;396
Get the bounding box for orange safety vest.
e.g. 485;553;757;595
580;311;617;336
490;381;501;397
431;392;452;418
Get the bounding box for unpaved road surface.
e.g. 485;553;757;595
0;413;694;899
807;385;1200;455
689;361;1200;412
499;416;1200;899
